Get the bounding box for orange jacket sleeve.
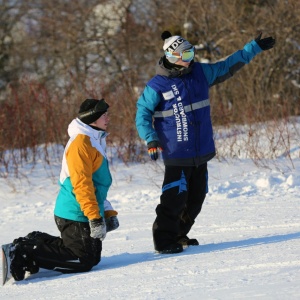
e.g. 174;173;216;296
66;134;103;220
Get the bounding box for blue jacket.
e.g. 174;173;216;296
136;40;262;166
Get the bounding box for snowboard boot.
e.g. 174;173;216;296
105;216;119;232
156;243;183;254
12;236;40;276
25;258;39;274
177;236;199;248
9;244;26;281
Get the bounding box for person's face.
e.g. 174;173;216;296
174;58;191;68
91;112;109;130
166;47;195;68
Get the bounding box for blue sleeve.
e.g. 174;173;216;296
135;85;161;143
201;40;263;86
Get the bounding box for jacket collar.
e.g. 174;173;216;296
155;56;194;78
68;118;108;139
68;118;108;158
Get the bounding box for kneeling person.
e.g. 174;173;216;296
9;98;119;281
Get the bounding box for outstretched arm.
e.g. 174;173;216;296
201;33;275;87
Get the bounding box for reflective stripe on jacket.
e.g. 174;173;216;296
136;40;262;166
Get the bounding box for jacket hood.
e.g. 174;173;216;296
68;118;108;158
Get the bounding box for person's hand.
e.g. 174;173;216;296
89;218;106;241
105;216;119;232
147;141;162;161
255;32;275;51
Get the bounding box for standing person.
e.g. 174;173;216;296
135;31;275;254
9;98;119;281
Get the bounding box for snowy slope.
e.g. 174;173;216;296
0;148;300;299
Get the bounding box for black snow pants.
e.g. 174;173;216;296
15;216;102;273
153;163;208;251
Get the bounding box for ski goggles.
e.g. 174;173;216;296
165;47;195;62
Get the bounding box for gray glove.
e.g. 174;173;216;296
89;218;106;241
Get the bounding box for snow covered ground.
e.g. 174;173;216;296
0;138;300;299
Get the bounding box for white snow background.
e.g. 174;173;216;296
0;121;300;300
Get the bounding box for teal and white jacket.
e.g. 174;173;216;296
54;118;112;222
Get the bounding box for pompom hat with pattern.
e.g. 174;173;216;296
161;31;193;63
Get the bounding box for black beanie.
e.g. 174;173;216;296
78;98;109;124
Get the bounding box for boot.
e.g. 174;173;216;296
177;236;199;247
9;244;26;281
156;243;183;254
12;236;40;276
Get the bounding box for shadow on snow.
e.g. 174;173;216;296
11;231;300;284
100;231;300;269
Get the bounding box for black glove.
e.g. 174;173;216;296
255;32;275;51
89;218;106;241
105;216;119;232
147;141;162;161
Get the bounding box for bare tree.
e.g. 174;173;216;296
0;0;299;171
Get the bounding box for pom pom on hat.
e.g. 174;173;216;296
161;31;172;40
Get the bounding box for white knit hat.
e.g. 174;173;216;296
161;31;193;63
162;31;192;51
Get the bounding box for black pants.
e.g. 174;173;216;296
153;163;208;251
16;216;102;273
